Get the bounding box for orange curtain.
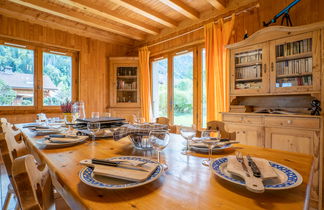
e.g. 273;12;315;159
138;46;152;122
204;14;235;122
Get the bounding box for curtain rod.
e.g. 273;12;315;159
147;3;260;48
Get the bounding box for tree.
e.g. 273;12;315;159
0;79;16;105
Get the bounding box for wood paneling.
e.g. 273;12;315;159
146;0;324;55
0;15;132;123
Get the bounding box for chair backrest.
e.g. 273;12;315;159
0;118;28;177
207;121;236;140
156;117;170;125
12;154;54;210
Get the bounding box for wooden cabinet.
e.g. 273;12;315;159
109;57;140;108
228;28;321;96
108;57;141;120
222;112;321;206
230;43;270;95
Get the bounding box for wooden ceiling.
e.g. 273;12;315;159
0;0;228;45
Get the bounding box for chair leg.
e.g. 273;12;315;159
2;192;13;210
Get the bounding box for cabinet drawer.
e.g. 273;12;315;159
265;117;320;129
242;116;263;124
223;115;243;123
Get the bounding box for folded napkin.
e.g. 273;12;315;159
89;159;159;182
226;155;278;180
47;135;87;143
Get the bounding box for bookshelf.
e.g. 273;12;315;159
230;43;269;95
109;57;141;108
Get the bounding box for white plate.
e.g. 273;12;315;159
36;136;88;148
210;157;303;190
79;156;163;190
190;144;232;153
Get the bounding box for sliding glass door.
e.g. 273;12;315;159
151;46;206;128
172;51;194;126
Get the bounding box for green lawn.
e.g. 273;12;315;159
174;113;193;127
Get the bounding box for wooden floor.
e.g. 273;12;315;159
0;156;17;210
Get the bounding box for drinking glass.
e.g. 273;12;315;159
200;130;221;166
87;122;101;144
149;130;170;170
64;114;75;134
103;112;111;118
91;112;100;119
180;125;196;155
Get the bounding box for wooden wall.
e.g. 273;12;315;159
147;0;324;55
0;15;132;123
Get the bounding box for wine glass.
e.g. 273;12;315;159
87;122;101;144
149;130;170;170
103;112;111;118
200;130;221;166
91;112;100;119
180;125;196;155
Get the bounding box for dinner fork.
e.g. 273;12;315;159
235;151;250;177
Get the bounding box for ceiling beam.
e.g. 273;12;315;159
0;3;134;45
7;0;145;40
108;0;177;28
158;0;199;20
60;0;160;35
206;0;226;10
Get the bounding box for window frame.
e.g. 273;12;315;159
0;38;79;114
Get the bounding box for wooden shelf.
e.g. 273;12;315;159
117;76;137;78
235;61;262;68
117;89;137;92
236;78;262;82
277;73;313;78
276;52;312;62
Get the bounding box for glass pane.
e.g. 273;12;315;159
275;38;312;87
173;51;193;126
152;58;168;119
0;44;34;106
202;48;207;128
43;52;72;106
234;49;263;90
116;66;138;103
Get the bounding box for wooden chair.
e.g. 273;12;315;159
206;121;236;140
12;154;54;210
0;118;28;210
156;117;177;133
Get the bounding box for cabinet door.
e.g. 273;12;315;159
230;43;270;95
265;127;314;155
224;124;264;147
109;108;141;122
269;31;320;93
109;58;140;108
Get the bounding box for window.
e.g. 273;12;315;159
173;51;194;127
43;52;72;106
152;58;168;119
0;44;35;106
0;40;77;111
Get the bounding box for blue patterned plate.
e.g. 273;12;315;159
79;156;163;189
211;157;303;190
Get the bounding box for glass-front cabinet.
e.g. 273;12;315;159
230;43;269;95
109;57;140;107
270;32;320;93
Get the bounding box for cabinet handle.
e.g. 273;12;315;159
264;64;266;74
271;62;274;72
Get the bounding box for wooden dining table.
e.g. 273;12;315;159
19;125;313;210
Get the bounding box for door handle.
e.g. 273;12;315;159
264;64;266;74
271;62;274;72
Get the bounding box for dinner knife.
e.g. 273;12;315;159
80;159;149;172
247;155;261;178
